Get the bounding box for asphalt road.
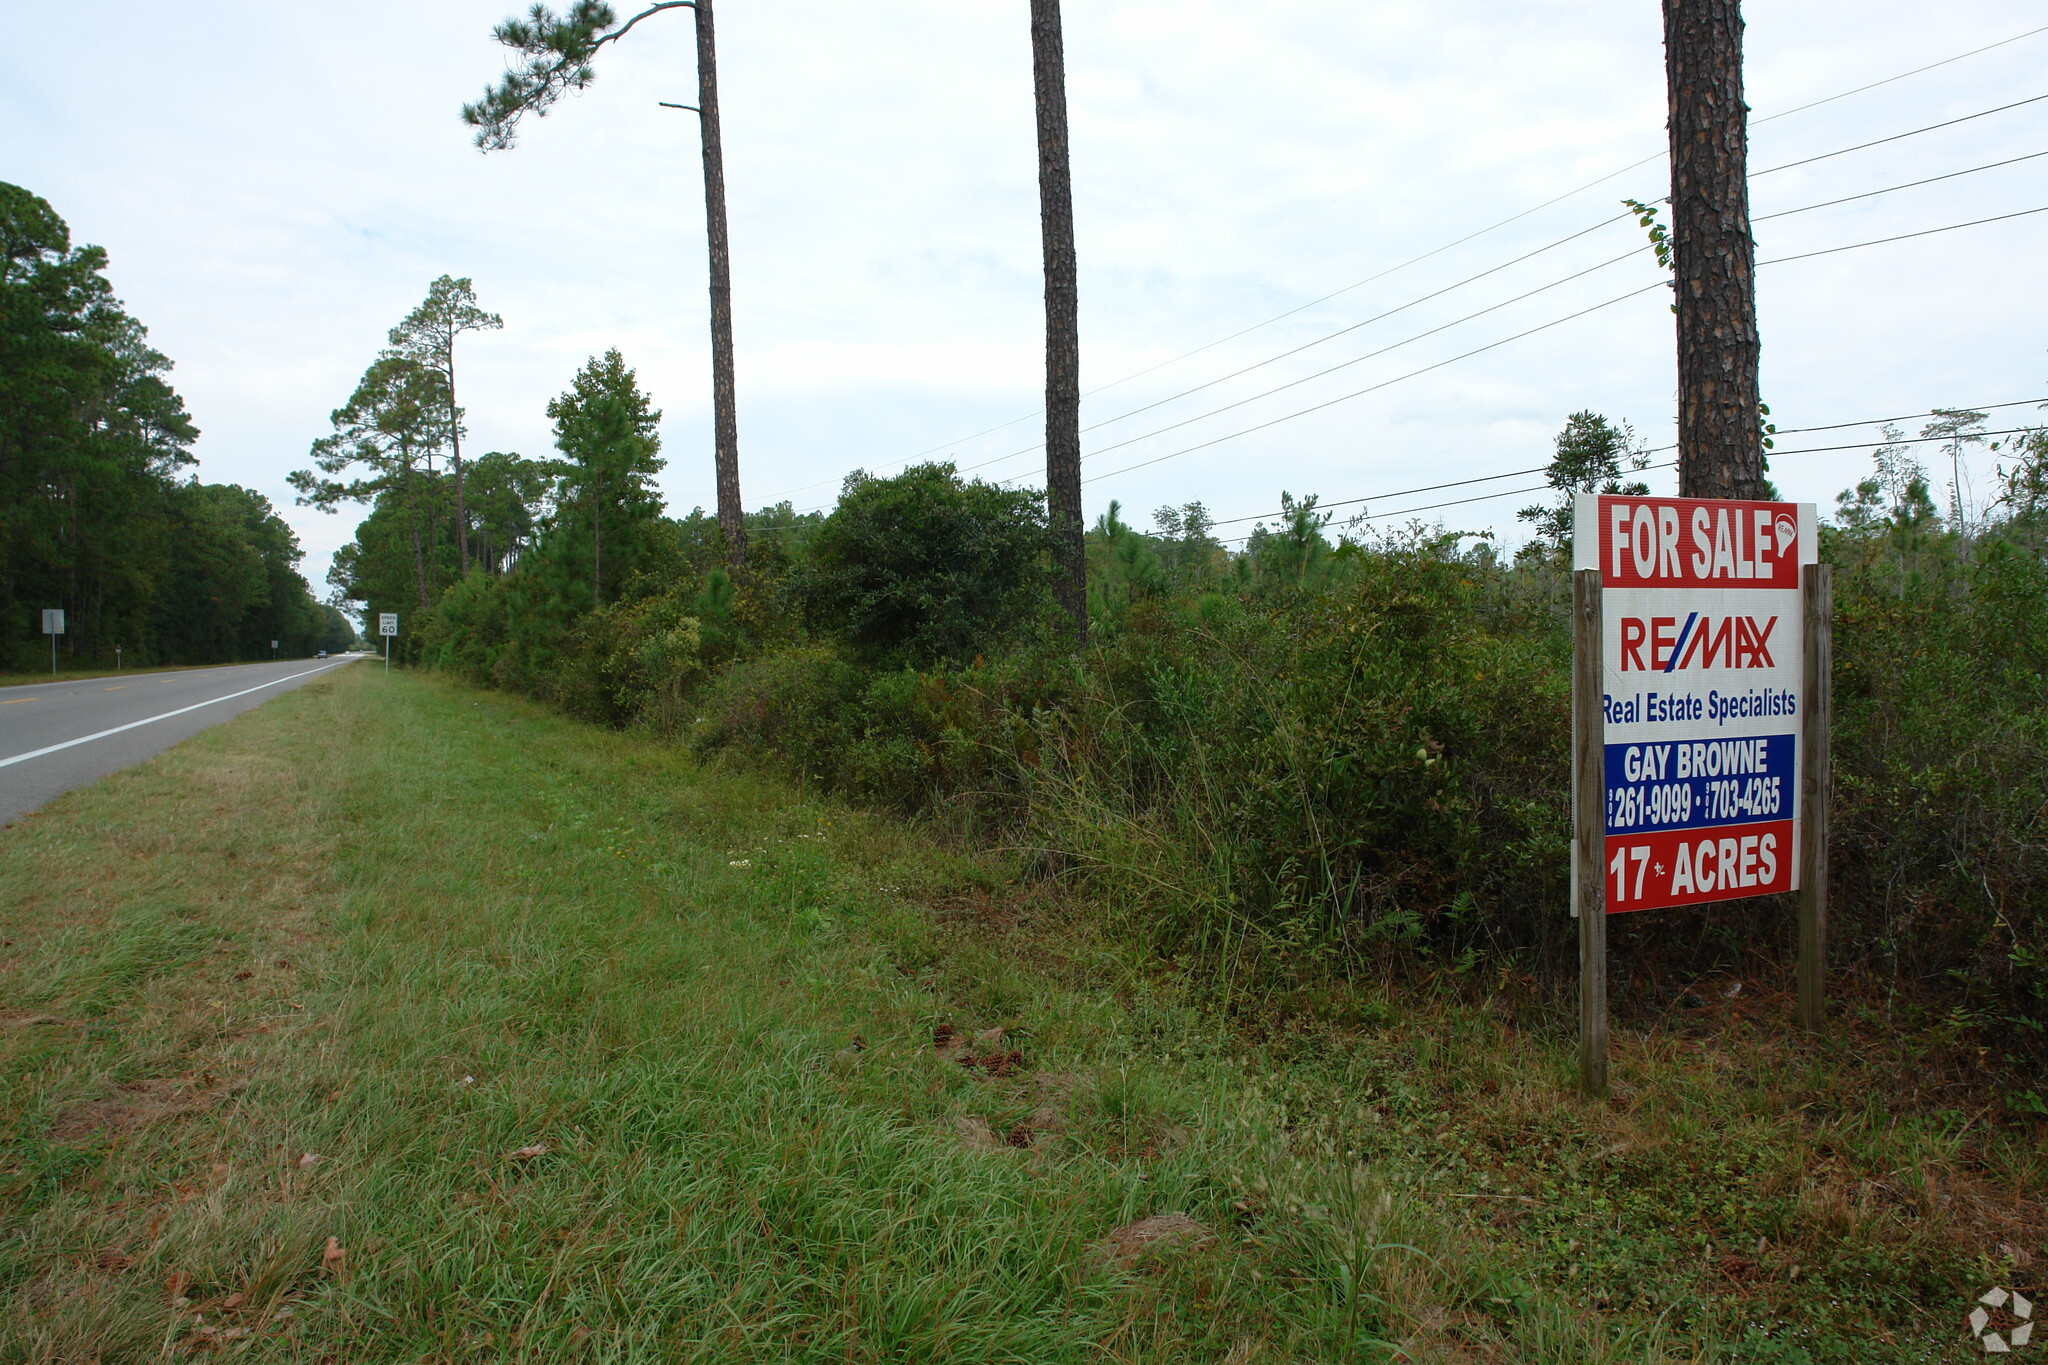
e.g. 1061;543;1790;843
0;655;363;827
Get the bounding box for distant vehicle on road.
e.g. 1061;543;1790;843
316;650;328;659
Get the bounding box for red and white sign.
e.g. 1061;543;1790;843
1575;494;1816;913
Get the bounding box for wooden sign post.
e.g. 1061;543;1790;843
1573;569;1608;1098
1797;564;1832;1031
1571;495;1828;1097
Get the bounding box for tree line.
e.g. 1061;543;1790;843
297;274;666;654
0;183;353;672
453;0;1776;650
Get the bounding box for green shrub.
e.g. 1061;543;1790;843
1824;512;2048;1044
694;644;1073;819
1023;531;1572;966
557;590;702;729
802;463;1050;668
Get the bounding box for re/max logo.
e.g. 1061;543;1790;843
1619;614;1778;672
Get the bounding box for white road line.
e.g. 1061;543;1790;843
0;662;348;770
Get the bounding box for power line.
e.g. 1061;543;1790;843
1758;204;2048;266
758;236;1658;515
954;212;1635;472
1210;422;2045;544
1766;426;2037;457
1751;24;2048;126
1208;466;1550;528
745;395;2047;539
1750;92;2048;179
1074;205;2048;490
959;132;2048;494
1070;279;1669;488
1216;477;1630;545
1010;246;1651;481
1753;148;2048;222
764;27;2048;502
762;210;1640;502
749;189;2046;535
1066;165;2048;484
1766;395;2048;436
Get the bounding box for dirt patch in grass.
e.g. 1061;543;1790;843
1;1012;81;1029
46;1074;245;1143
1094;1212;1214;1265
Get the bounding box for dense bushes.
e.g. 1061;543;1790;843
683;527;1580;965
803;463;1049;667
1825;510;2048;1049
427;439;2048;1072
1012;542;1574;964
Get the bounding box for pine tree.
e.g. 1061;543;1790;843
463;1;747;568
389;276;503;575
546;349;664;607
1663;0;1768;499
290;354;450;613
1030;0;1086;642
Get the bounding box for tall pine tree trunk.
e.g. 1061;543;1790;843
1030;0;1086;642
695;0;746;569
405;478;430;613
1664;0;1767;499
449;343;470;575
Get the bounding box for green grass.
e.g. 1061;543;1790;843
0;666;2032;1361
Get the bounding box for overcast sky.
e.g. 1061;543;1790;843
5;1;2045;594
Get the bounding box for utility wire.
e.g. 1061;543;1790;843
956;212;1635;470
1003;246;1652;482
1068;279;1668;487
1217;484;1560;545
1073;204;2048;490
757;204;1635;503
1757;394;2048;436
1751;24;2048;126
765;26;2048;503
1750;92;2048;178
958;128;2048;491
1759;204;2048;266
749;194;2046;532
1207;466;1550;527
747;397;2047;539
1753;148;2048;221
1209;423;2044;543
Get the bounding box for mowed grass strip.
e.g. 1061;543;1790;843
1;665;2029;1363
0;666;1449;1362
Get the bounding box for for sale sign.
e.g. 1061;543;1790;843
1574;494;1816;913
